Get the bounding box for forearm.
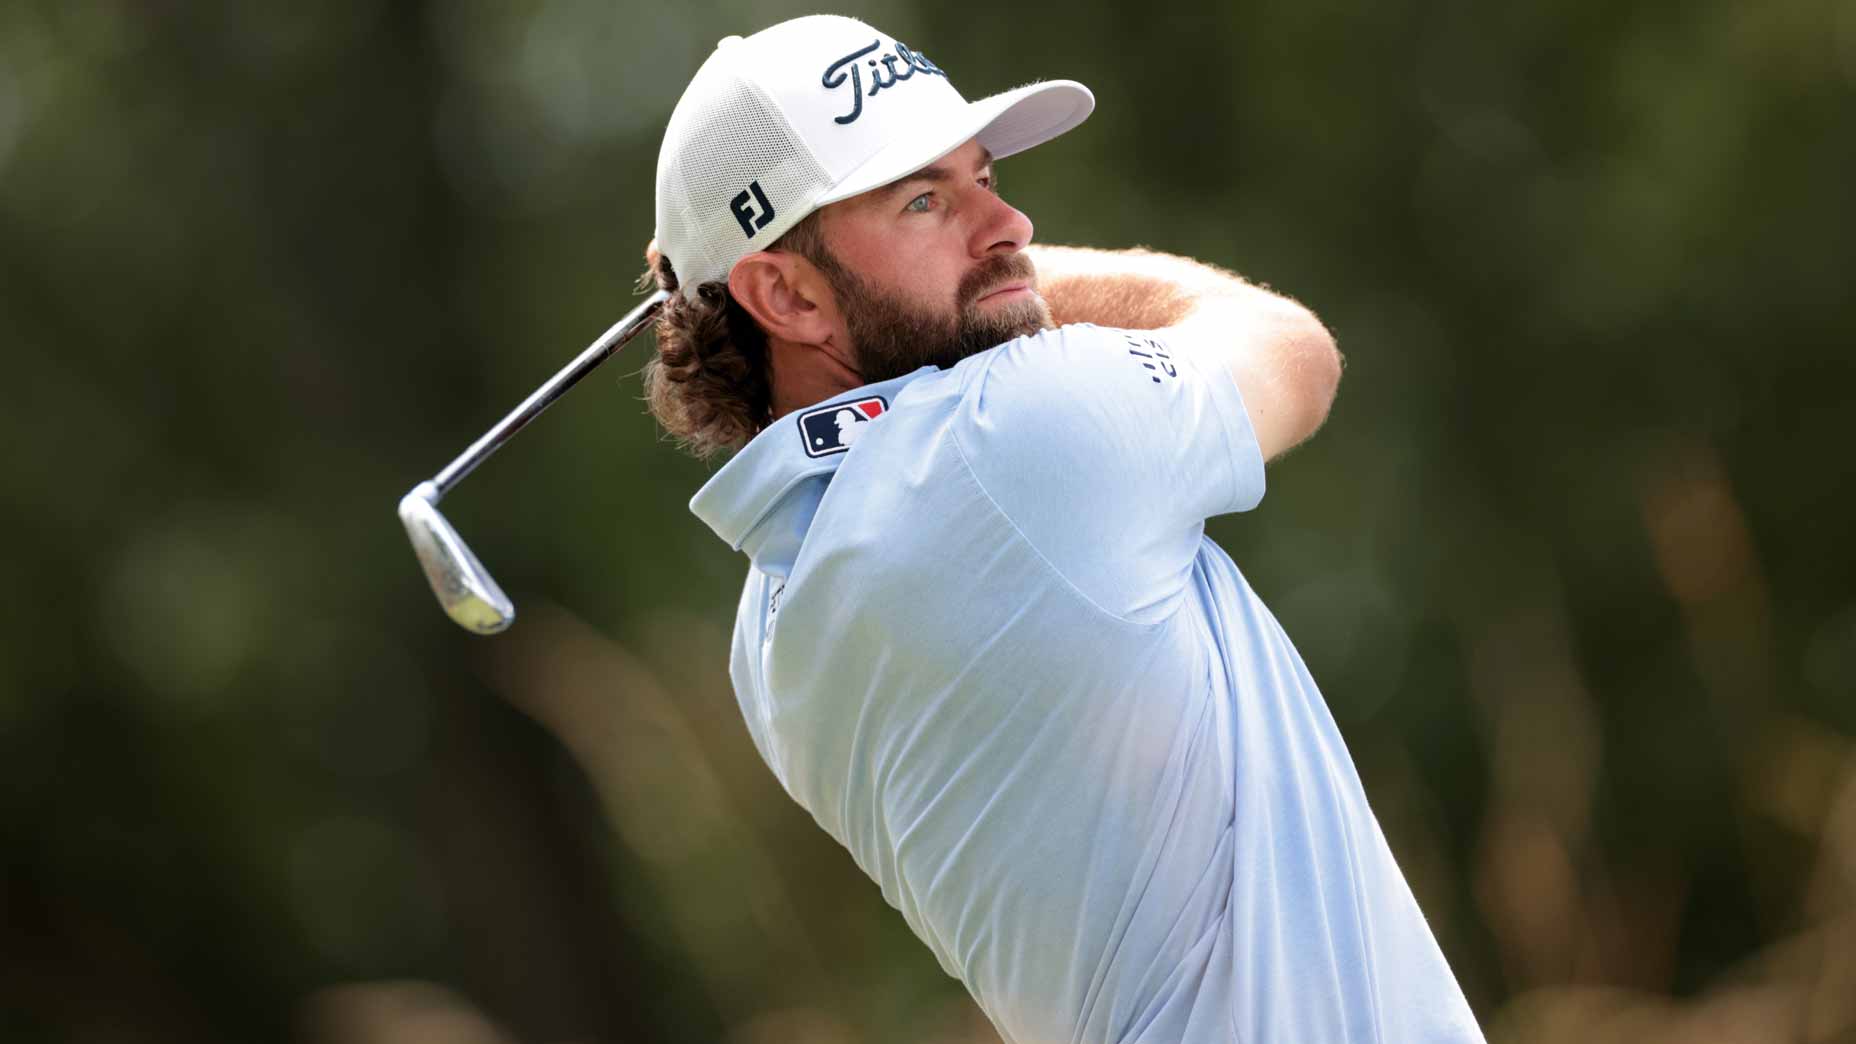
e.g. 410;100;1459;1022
1027;245;1287;329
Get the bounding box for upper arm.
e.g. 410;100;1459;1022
950;324;1265;623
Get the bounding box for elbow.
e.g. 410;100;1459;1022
1209;293;1342;459
1282;310;1342;449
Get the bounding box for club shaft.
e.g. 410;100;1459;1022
430;289;670;500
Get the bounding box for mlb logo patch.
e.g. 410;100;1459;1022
797;396;887;458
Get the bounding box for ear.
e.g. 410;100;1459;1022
728;251;838;345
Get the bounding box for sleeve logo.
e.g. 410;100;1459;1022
797;396;887;458
1122;333;1178;384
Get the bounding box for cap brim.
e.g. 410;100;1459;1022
814;79;1094;207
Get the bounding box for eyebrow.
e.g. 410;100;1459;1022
883;147;996;200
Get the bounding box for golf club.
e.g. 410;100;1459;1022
399;288;670;634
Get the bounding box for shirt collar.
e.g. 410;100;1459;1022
689;368;935;578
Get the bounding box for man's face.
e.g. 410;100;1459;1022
810;139;1052;383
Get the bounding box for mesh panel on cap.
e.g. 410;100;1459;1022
658;72;830;295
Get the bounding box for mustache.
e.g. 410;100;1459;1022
957;252;1038;308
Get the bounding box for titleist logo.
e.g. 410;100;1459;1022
820;39;947;126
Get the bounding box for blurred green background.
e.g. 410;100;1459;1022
4;1;1853;1041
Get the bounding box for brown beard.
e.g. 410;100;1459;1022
809;250;1055;384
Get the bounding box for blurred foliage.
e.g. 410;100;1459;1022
2;0;1853;1042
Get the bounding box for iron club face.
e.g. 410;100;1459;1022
398;481;515;634
398;289;668;634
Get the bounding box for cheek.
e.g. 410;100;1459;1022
830;213;968;306
867;247;965;308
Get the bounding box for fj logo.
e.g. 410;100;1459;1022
731;181;776;238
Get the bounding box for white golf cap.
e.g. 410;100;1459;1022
654;15;1094;299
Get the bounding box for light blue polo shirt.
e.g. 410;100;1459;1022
691;323;1483;1044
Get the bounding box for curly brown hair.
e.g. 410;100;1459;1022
639;214;827;459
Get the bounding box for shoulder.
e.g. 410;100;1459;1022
951;324;1168;448
964;322;1158;393
949;322;1258;503
930;323;1263;623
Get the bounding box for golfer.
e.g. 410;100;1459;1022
645;15;1483;1043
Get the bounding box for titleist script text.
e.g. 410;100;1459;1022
821;39;947;125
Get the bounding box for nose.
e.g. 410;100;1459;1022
969;188;1033;258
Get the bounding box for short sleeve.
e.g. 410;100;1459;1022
950;323;1265;624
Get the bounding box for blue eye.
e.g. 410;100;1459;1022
905;192;933;214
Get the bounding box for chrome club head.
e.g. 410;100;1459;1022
397;289;666;634
398;481;515;634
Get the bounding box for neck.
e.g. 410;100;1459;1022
767;336;864;420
